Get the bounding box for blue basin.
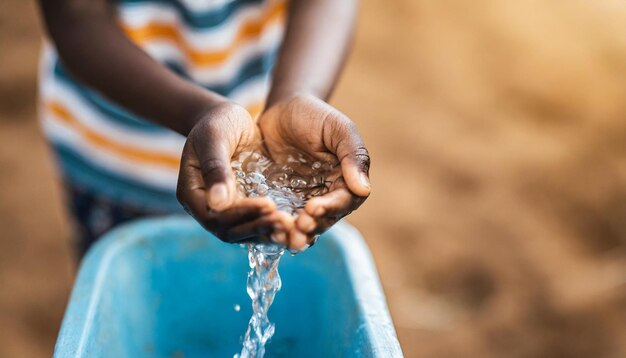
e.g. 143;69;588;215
54;216;402;357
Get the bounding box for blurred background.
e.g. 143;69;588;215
1;0;626;357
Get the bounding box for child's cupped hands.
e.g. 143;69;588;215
176;96;371;251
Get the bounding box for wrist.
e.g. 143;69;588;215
265;90;322;112
190;100;253;132
184;95;232;135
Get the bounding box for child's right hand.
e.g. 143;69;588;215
176;102;295;243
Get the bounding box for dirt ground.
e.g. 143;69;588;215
1;1;626;357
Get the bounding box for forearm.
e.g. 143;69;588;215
38;0;226;135
266;0;358;107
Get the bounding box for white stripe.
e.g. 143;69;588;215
139;19;283;83
119;0;279;50
229;74;270;108
178;0;238;13
43;113;178;190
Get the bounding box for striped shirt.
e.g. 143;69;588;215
39;0;286;212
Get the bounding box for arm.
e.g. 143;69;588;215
38;0;224;135
266;0;358;106
38;0;295;242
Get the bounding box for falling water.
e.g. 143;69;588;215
231;150;333;358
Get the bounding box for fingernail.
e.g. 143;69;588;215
291;231;307;251
209;183;229;210
299;217;316;233
359;173;371;189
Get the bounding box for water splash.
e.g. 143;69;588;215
232;150;333;358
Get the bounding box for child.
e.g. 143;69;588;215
37;0;371;256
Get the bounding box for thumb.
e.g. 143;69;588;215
193;130;237;212
333;121;372;197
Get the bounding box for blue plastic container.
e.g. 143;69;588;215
54;216;402;357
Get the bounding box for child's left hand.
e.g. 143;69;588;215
258;94;371;250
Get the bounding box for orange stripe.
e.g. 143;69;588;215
46;101;264;168
123;1;286;67
47;102;181;168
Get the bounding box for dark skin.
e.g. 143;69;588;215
38;0;370;251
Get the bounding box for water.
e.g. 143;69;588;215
236;244;284;358
231;150;333;358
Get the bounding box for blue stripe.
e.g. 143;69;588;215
52;49;276;130
117;0;265;29
51;142;183;212
165;50;276;95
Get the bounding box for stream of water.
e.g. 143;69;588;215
231;150;333;358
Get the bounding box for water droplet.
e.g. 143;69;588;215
248;172;265;184
290;178;307;188
311;175;324;186
234;304;241;312
308;187;326;197
312;161;322;169
257;184;269;195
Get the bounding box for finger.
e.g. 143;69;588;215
295;214;324;247
227;210;295;243
309;216;337;236
209;197;276;226
225;216;276;243
338;142;371;197
288;227;308;251
177;143;212;220
200;152;234;212
268;210;296;246
295;212;317;234
304;187;355;219
192;122;239;212
180;182;275;232
296;211;336;239
324;113;371;197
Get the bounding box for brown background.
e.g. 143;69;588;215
1;1;626;357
